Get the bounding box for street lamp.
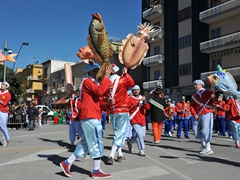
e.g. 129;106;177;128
12;42;29;71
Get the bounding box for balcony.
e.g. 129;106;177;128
143;4;163;21
143;80;164;90
147;29;164;43
143;54;164;67
27;75;43;81
52;89;56;94
200;31;240;54
61;87;65;92
201;66;240;81
200;0;240;24
26;88;33;93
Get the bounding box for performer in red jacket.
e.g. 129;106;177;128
215;94;227;136
127;85;150;156
0;82;11;147
226;96;240;148
190;79;216;155
106;64;135;165
60;61;112;178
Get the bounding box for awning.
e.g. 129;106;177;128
54;97;69;105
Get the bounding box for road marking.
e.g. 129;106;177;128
86;165;169;180
0;149;66;166
0;147;65;153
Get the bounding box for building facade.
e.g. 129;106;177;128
141;0;240;102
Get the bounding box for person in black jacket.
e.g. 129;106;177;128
26;102;39;131
148;85;166;144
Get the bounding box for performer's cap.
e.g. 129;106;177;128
111;63;119;73
219;94;224;98
2;81;10;88
167;98;171;102
193;79;205;87
182;96;186;100
132;85;140;91
155;85;161;91
84;61;100;73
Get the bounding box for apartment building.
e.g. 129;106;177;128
141;0;240;102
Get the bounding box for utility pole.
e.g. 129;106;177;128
3;40;7;82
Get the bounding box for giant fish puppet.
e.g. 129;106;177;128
0;50;17;65
207;65;240;100
119;22;160;69
87;13;114;80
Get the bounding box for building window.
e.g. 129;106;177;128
61;78;65;87
53;81;56;89
211;0;220;7
72;76;75;85
179;63;192;76
154;45;160;55
179;6;191;22
154;70;161;80
212;59;221;70
211;28;221;39
44;69;48;78
179;35;192;49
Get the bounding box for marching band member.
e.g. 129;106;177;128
127;85;150;156
164;99;174;137
226;96;240;148
148;85;166;144
106;64;135;165
65;94;82;149
215;94;227;136
0;82;11;147
190;79;216;155
60;61;112;178
176;96;190;138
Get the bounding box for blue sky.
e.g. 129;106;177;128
0;0;142;70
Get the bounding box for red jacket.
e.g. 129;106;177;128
176;102;190;118
128;96;150;126
0;90;11;113
216;100;226;117
226;98;240;123
107;73;135;114
69;97;81;121
190;89;214;117
79;77;111;120
164;105;175;120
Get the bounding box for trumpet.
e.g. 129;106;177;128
168;107;174;120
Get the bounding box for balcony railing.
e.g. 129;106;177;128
52;89;56;94
143;54;164;66
143;4;163;20
147;29;164;42
26;88;33;93
200;31;240;54
27;75;42;81
61;87;65;92
201;66;240;80
143;80;164;90
200;0;240;24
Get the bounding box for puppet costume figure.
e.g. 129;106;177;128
226;96;240;148
106;64;135;165
190;80;215;155
66;95;83;149
60;61;112;179
0;82;11;147
128;85;150;156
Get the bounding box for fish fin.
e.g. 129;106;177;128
96;61;110;80
225;72;238;89
98;34;104;48
108;44;114;58
6;54;17;62
88;36;102;61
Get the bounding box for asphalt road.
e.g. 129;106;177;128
0;122;240;180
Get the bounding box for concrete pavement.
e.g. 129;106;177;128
0;122;240;180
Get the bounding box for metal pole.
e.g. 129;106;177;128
3;40;7;82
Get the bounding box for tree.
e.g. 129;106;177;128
0;64;23;103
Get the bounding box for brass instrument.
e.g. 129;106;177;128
168;107;174;120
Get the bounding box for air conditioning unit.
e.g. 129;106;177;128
164;88;171;94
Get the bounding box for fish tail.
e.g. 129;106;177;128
96;61;110;80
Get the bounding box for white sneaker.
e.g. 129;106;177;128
229;136;233;139
164;132;168;136
139;150;146;157
199;148;213;155
168;132;172;137
2;140;8;148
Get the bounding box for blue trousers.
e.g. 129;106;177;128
131;124;146;151
0;111;10;141
226;119;232;137
101;112;107;136
217;116;226;136
165;119;173;133
177;118;189;137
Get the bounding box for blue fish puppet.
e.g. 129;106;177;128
207;65;240;100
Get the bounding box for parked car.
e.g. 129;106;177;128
35;105;54;121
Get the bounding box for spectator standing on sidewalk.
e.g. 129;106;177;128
26;102;39;131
